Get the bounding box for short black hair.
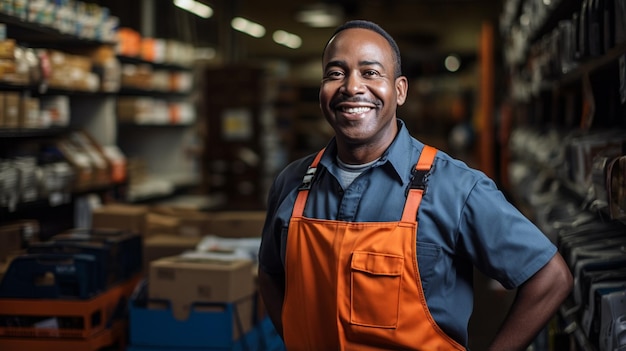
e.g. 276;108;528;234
323;20;402;78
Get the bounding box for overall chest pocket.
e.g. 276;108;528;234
350;251;404;328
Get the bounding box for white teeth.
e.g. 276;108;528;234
342;107;371;114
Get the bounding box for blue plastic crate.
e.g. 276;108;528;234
126;316;285;351
256;316;286;351
129;297;257;349
0;253;100;299
126;324;260;351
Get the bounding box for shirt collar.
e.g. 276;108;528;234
318;119;423;186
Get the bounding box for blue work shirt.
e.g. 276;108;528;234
258;119;556;347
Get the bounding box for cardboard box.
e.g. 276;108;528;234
142;234;201;269
3;92;20;128
92;203;148;235
0;39;16;59
148;256;255;321
145;212;179;237
147;206;213;238
208;211;266;238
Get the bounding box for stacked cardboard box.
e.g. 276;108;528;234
127;255;258;350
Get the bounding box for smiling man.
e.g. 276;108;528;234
257;20;572;350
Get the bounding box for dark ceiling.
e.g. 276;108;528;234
103;0;503;73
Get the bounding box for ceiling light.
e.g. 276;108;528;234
173;0;213;19
273;30;302;49
296;3;343;28
231;17;266;38
444;55;461;72
194;47;216;60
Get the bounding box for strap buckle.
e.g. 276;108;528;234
409;168;429;190
298;166;317;190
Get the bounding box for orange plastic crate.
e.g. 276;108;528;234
0;274;140;340
0;319;127;351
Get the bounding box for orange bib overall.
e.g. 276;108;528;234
282;146;465;351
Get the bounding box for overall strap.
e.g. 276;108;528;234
291;148;325;218
401;145;437;222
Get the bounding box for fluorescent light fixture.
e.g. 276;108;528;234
173;0;213;19
231;17;266;38
296;4;343;28
273;30;302;49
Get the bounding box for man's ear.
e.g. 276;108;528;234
396;76;408;106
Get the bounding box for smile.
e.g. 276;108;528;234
341;106;372;114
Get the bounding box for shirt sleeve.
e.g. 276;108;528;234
458;176;557;289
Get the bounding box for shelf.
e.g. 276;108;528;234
0;181;122;215
126;175;200;203
528;0;580;44
557;42;626;87
117;55;192;71
0;13;115;47
118;121;194;128
118;87;191;97
0;127;68;138
558;298;597;351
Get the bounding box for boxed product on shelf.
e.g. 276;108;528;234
55;130;112;188
169;70;193;93
0;39;16;59
39;95;70;127
168;101;195;125
116;97;150;122
0;44;31;86
2;92;20;128
140;37;166;64
120;63;153;90
148;255;255;319
19;96;40;128
117;27;142;58
100;145;127;183
44;49;99;92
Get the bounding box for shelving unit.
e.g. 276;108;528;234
500;0;626;350
0;5;203;233
115;55;200;202
0;6;122;238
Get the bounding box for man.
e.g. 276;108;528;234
258;19;573;350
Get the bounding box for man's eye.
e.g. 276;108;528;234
364;70;379;77
325;71;343;79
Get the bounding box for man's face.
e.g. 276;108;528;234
320;28;408;149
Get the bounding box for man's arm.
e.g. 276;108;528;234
488;252;573;351
258;267;285;338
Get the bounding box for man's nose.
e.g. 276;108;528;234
342;73;365;95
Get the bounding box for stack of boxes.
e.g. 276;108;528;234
0;226;143;351
88;203;281;350
129;256;258;351
0;202;282;350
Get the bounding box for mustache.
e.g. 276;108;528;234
330;96;381;109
